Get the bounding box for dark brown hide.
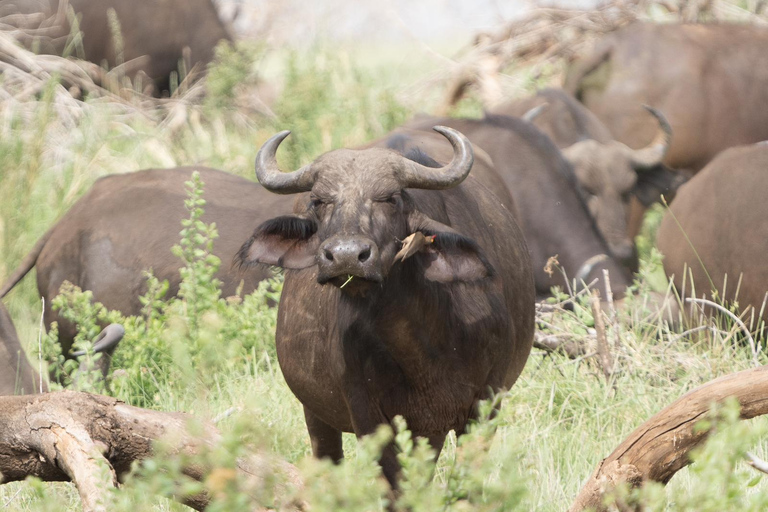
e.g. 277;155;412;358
1;167;292;355
0;303;42;395
657;143;768;317
238;130;535;488
566;23;768;173
400;114;632;299
1;0;231;94
495;88;682;270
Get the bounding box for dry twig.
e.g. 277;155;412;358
746;451;768;475
591;290;615;382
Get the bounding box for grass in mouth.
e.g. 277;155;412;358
340;275;354;288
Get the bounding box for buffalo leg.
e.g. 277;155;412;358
303;406;343;463
343;388;401;488
424;433;446;461
44;304;77;357
350;419;401;489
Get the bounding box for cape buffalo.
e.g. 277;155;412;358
401;114;633;299
494;88;680;270
2;0;231;94
565;23;768;173
657;143;768;319
237;127;535;488
0;167;292;356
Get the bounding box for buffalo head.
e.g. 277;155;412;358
238;127;494;294
558;106;674;266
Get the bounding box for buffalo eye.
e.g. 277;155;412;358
377;194;400;206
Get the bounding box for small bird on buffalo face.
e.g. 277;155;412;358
394;232;436;262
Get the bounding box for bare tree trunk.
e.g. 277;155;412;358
569;365;768;512
0;391;302;511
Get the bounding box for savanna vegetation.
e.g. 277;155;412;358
1;2;768;510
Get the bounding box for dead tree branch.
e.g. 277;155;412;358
0;391;302;511
746;451;768;475
569;365;768;512
533;331;589;358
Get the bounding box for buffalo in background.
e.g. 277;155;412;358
1;168;292;356
566;23;768;174
657;143;768;319
401;113;632;299
494;88;684;270
1;0;231;94
237;127;535;488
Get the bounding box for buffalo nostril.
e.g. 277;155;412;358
358;247;371;262
324;250;334;261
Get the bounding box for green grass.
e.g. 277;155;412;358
1;43;767;511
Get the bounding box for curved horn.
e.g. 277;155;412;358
628;106;672;169
398;126;474;190
255;131;315;194
71;323;125;357
522;102;549;123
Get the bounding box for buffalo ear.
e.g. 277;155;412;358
634;164;688;206
407;213;494;283
237;215;318;269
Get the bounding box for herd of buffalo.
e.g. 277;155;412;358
1;0;768;494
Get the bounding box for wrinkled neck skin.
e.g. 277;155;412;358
337;265;428;372
329;257;502;380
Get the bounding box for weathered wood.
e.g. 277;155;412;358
533;331;588;358
43;425;117;512
569;365;768;512
0;391;302;511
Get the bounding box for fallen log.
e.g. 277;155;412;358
533;331;588;358
569;365;768;512
0;391;302;511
